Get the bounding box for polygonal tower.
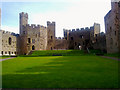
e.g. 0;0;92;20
19;12;28;35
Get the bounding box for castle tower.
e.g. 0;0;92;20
47;21;56;50
93;23;100;37
19;12;28;35
104;0;120;53
63;29;69;40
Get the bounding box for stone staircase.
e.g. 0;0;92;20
26;50;34;55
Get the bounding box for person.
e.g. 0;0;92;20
79;45;82;50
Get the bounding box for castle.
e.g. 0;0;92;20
0;12;105;55
0;1;119;56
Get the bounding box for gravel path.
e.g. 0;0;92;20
101;56;120;61
0;57;16;61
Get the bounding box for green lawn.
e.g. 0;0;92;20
104;53;120;58
29;50;86;56
0;56;10;59
1;56;119;88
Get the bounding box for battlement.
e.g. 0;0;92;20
47;21;55;26
63;27;91;33
90;26;94;30
56;37;65;40
63;23;99;33
20;12;28;19
26;24;47;29
0;30;19;36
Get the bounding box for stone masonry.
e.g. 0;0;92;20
0;11;107;55
104;1;120;53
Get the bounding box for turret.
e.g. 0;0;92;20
93;23;100;37
47;21;55;37
19;12;28;35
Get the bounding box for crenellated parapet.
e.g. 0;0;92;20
63;26;92;33
20;12;28;19
0;30;19;36
25;24;47;30
47;21;55;26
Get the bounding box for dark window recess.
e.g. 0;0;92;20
118;2;120;7
83;42;84;45
75;42;77;46
32;45;35;50
8;37;12;45
110;27;112;32
96;39;97;42
95;34;97;37
1;51;3;55
51;47;53;50
9;51;10;55
115;31;116;36
28;38;31;43
51;36;53;39
23;31;25;34
80;35;83;38
39;32;40;37
71;37;73;40
32;39;35;43
65;37;67;40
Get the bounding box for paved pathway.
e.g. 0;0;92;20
101;56;120;61
0;57;16;61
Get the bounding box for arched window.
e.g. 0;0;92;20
8;37;12;45
51;36;53;39
32;45;35;50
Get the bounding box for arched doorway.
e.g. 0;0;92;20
32;45;35;50
51;47;52;50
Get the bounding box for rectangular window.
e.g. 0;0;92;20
28;38;31;43
32;39;35;43
1;51;3;55
71;37;73;40
115;31;116;36
23;31;26;34
5;52;7;54
95;34;97;37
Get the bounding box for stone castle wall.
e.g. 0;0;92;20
0;11;107;55
0;30;18;56
19;12;48;55
54;37;68;50
63;23;106;51
104;2;120;53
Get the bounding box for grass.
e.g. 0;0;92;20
0;56;10;59
1;55;119;88
29;50;86;56
104;53;120;58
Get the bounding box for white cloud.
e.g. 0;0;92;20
1;0;111;37
29;0;111;37
1;26;19;34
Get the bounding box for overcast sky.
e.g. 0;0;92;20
1;0;111;37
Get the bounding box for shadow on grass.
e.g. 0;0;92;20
2;56;119;88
